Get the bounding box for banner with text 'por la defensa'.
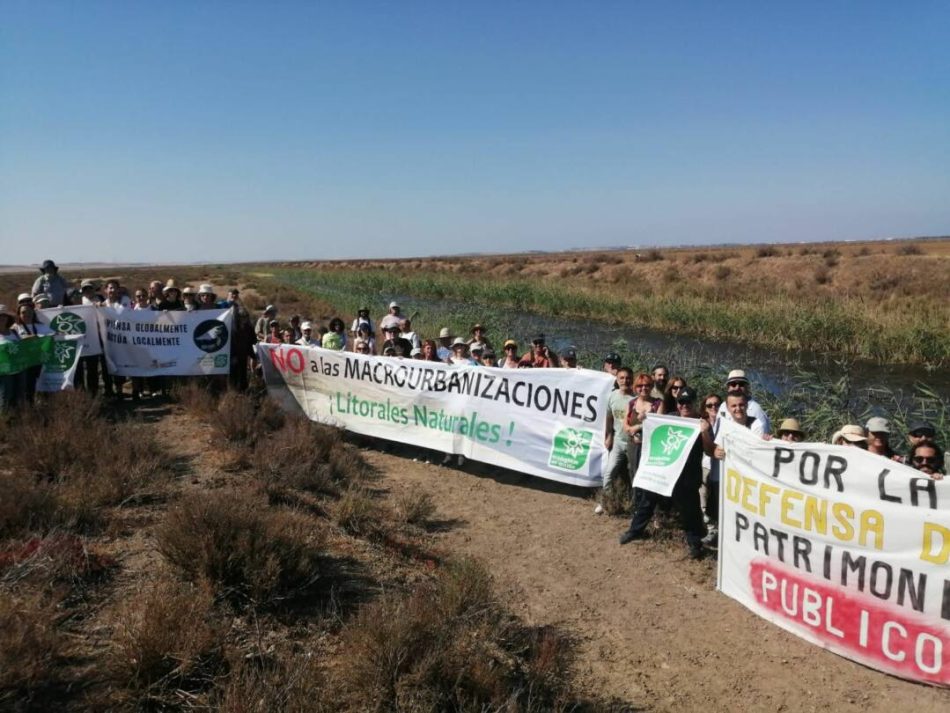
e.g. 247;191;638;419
717;419;950;687
257;343;615;488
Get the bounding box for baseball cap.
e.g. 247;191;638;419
865;417;890;435
301;321;313;330
532;333;545;344
908;421;936;437
603;352;621;365
503;339;518;349
562;348;577;360
389;300;399;309
676;387;697;404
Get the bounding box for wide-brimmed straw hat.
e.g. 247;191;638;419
832;424;867;444
197;283;215;296
439;327;453;339
182;286;195;296
163;279;180;294
17;293;33;304
777;418;804;436
726;369;749;385
451;337;467;348
471;323;486;334
80;279;97;290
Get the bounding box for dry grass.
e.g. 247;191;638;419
394;491;437;528
157;488;326;609
107;577;222;697
335;486;387;539
0;391;171;536
0;589;66;707
336;557;576;712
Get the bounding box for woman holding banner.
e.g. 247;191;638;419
14;301;52;403
0;305;24;412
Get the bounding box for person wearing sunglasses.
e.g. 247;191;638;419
620;387;707;559
908;442;944;480
662;376;688;413
500;340;520;369
699;393;723;540
520;334;559;368
622;373;666;491
715;369;771;435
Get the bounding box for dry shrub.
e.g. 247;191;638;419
395;491;436;528
337;558;574;712
171;380;219;417
637;249;664;262
108;578;222;696
1;392;171;534
213;650;327;713
755;246;779;258
601;477;633;517
896;242;923;256
252;416;364;497
157;489;325;608
0;590;66;706
0;535;115;600
335;486;386;539
713;265;732;280
214;390;260;442
814;266;831;285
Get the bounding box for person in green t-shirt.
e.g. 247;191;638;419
595;367;636;515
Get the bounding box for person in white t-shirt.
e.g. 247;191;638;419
379;301;402;332
716;369;771;434
399;318;421;351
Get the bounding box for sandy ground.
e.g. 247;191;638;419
359;449;950;713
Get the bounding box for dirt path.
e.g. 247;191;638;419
360;450;950;713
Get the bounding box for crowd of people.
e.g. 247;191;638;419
3;261;948;561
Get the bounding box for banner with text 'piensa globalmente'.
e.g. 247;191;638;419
257;343;615;487
717;418;950;686
98;307;233;377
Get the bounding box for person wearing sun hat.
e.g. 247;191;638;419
499;339;520;369
716;369;771;434
31;259;71;307
447;337;476;365
436;327;454;360
776;418;805;443
195;283;218;310
831;424;868;449
181;286;197;311
467;323;493;352
158;279;184;310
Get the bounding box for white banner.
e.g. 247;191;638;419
37;336;83;392
636;413;703;496
717;419;950;686
257;344;615;488
36;305;102;357
98;307;233;377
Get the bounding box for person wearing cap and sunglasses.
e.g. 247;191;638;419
499;340;520;369
31;259;71;308
620;387;708;559
716;369;771;435
908;442;945;480
296;322;316;346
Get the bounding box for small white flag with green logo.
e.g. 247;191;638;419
636;413;702;496
37;336;84;392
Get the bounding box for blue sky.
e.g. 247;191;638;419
2;1;948;264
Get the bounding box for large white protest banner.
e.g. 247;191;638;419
98;307;233;377
635;414;703;496
36;305;102;357
257;343;615;487
717;419;950;686
37;336;83;392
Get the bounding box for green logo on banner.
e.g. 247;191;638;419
46;341;79;373
214;354;228;368
50;312;86;336
549;427;594;471
646;424;696;467
0;336;54;375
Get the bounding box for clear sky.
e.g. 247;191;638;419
2;1;948;265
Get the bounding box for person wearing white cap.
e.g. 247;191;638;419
715;369;771;435
379;301;402;332
865;417;898;460
255;305;277;341
831;424;868;449
79;280;102;306
296;322;316;346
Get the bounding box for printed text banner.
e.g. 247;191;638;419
717;419;950;687
98;307;233;377
36;305;103;357
258;344;615;488
636;413;703;496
